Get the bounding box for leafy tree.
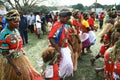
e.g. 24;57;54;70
94;3;104;8
103;5;114;10
72;3;84;11
0;0;48;13
0;0;4;5
116;4;120;10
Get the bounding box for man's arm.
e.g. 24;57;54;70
49;37;61;54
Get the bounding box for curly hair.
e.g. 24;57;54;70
41;46;58;64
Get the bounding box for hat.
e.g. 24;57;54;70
72;9;79;17
5;9;20;21
59;9;72;17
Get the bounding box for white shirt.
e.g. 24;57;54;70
27;15;34;25
35;15;41;28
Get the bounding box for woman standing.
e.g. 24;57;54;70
48;9;73;79
0;9;43;80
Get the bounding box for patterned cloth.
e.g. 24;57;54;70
0;25;24;56
48;21;69;47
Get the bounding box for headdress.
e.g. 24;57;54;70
59;9;72;17
72;9;79;17
5;9;20;21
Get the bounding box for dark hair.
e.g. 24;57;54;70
83;12;89;19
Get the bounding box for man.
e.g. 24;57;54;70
27;12;34;33
48;9;73;79
19;12;28;46
99;12;105;29
35;12;42;39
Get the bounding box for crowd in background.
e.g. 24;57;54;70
0;8;120;80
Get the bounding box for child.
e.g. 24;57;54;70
41;46;60;80
90;33;110;66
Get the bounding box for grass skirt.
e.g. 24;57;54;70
0;55;42;80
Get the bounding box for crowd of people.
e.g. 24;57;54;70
0;7;120;80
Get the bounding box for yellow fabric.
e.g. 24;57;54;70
82;19;89;28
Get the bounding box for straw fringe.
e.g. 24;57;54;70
0;55;40;80
98;23;113;37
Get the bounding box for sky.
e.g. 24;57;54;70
40;0;120;6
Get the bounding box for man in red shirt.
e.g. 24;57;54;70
99;12;104;29
48;9;73;79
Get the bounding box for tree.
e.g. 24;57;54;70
94;3;104;8
0;0;4;5
103;5;114;10
116;4;120;10
0;0;48;13
72;3;84;11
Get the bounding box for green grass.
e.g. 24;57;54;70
24;30;105;80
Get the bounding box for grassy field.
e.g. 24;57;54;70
24;29;105;80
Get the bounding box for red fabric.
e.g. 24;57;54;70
81;24;88;33
79;14;82;21
104;52;114;73
99;45;109;56
99;13;104;20
0;16;2;23
48;21;63;39
34;76;44;80
0;40;5;46
58;28;68;47
113;61;120;75
53;64;60;80
104;51;114;80
88;17;94;27
72;19;81;34
5;35;23;49
48;21;68;47
103;34;110;41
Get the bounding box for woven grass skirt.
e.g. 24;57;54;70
0;55;43;80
